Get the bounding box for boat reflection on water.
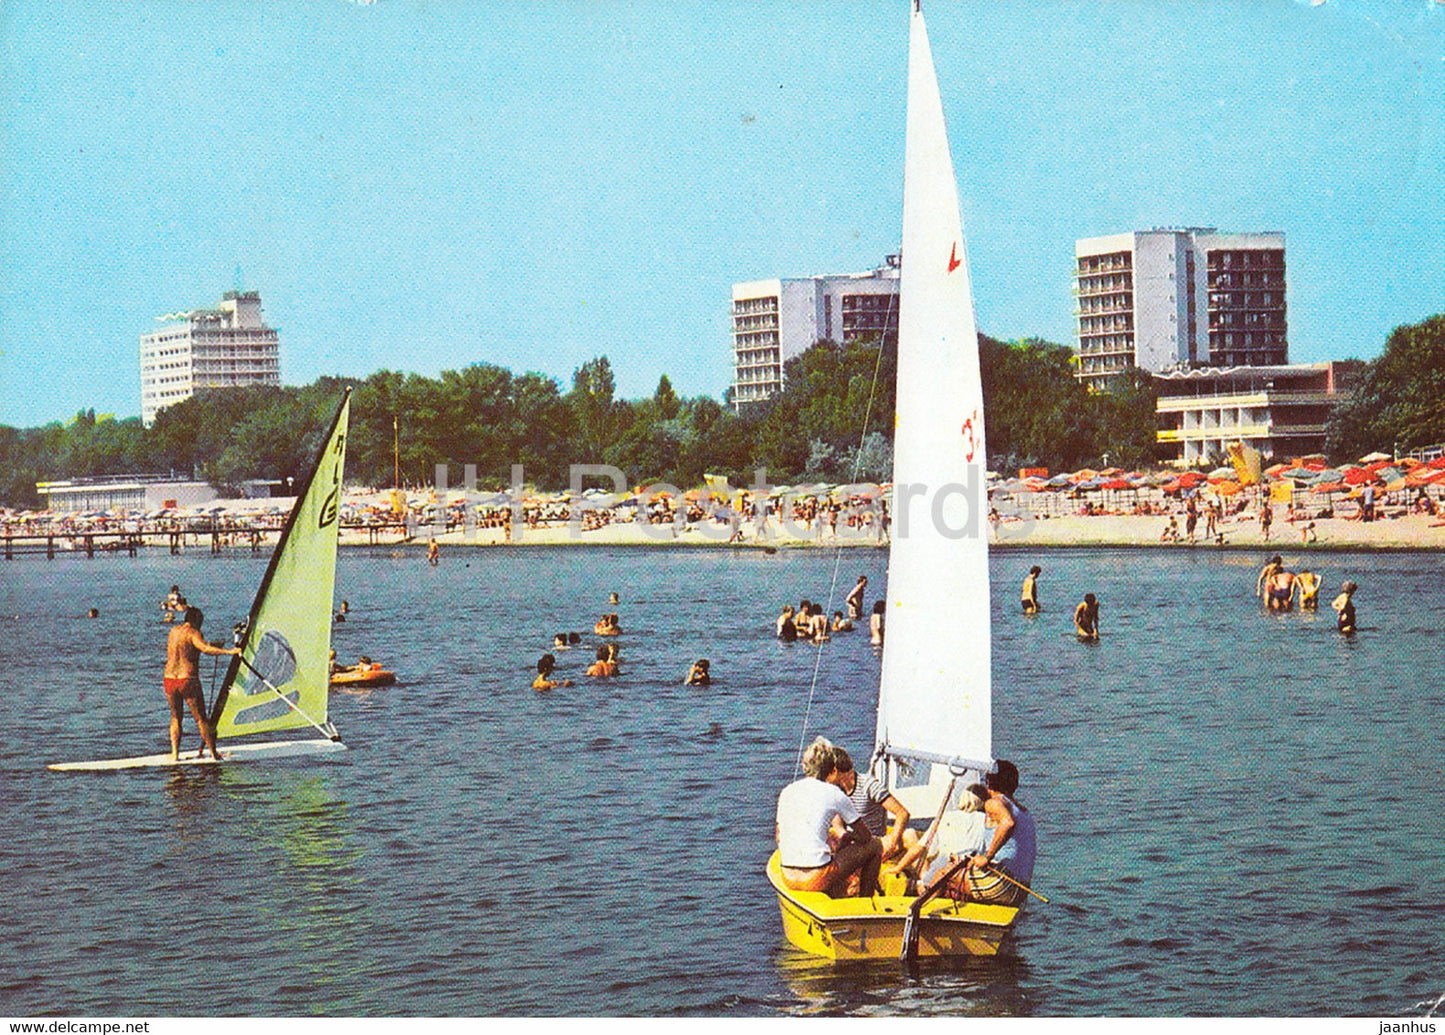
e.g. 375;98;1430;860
772;944;1035;1016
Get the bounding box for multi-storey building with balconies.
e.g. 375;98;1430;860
1075;229;1287;390
140;291;282;426
1154;360;1360;466
730;257;899;411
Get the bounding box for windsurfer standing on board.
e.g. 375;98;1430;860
164;606;240;761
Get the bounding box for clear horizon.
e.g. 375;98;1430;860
2;0;1442;428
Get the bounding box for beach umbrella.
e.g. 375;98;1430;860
1343;467;1378;486
1358;451;1392;463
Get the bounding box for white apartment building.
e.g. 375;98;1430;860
731;256;900;410
1075;229;1287;389
140;290;281;426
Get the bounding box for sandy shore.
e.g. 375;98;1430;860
344;511;1445;552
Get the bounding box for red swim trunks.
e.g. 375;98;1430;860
164;676;202;700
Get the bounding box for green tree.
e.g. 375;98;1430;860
1325;315;1445;461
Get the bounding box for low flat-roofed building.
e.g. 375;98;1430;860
35;475;218;514
1154;360;1361;466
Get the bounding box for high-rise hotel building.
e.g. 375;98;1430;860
731;257;900;411
1075;229;1287;389
139;291;281;426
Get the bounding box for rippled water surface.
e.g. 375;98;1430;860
1;544;1441;1016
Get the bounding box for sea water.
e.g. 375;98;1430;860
0;545;1440;1017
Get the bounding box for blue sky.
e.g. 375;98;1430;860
1;0;1441;428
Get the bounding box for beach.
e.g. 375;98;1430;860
357;509;1445;552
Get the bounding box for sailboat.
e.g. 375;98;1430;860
50;391;354;771
765;2;1023;960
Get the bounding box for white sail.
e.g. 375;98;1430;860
874;2;991;776
211;390;351;742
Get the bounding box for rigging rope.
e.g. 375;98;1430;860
793;297;897;775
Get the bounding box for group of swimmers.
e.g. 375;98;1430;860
775;575;886;645
531;594;713;690
775;735;1037;905
1255;554;1359;633
1018;565;1103;642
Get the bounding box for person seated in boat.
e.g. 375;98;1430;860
1074;593;1100;642
831;610;854;632
883;783;990;895
776;605;798;642
337;654;383;676
830;746;913;866
1296;570;1322;611
1332;580;1358;635
532;653;572;691
775;736;882;898
870;600;885;645
328;650;341;676
959;760;1036;907
1266;568;1297;612
684;659;710;686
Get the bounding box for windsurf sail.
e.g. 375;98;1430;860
210;390;351;742
874;1;992;783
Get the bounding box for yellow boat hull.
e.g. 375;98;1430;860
767;852;1020;961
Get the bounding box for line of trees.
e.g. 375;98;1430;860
4;313;1438;509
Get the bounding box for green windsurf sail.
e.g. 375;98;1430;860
211;390;350;742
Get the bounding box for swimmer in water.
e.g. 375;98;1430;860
533;653;572;691
587;646;618;678
684;659;711;686
1266;567;1297;612
1074;593;1100;642
1296;570;1321;610
1332;581;1358;635
1255;555;1283;601
1021;565;1042;615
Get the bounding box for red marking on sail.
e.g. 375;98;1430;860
948;242;962;273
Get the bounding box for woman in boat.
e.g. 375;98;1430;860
883;783;989;894
774;736;882;898
961;760;1037;906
